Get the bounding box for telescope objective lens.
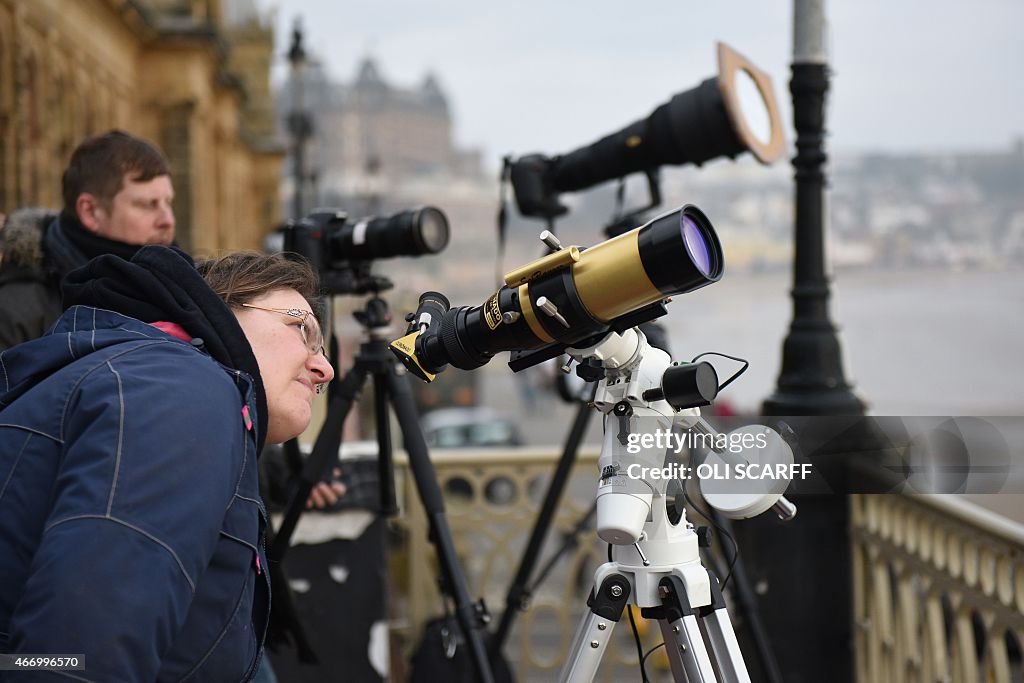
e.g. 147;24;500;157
681;214;713;278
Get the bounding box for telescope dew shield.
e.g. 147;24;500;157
573;205;722;321
391;205;724;381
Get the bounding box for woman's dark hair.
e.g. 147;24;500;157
196;252;323;322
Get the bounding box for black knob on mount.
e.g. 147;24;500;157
642;362;719;409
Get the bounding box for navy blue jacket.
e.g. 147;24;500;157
0;305;270;682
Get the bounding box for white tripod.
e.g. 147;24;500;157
556;327;796;683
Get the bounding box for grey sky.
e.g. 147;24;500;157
262;1;1024;168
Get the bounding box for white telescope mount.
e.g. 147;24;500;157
557;326;796;683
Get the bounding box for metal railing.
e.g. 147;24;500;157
393;447;685;682
391;450;1024;682
852;494;1024;683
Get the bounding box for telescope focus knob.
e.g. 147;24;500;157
539;230;563;252
535;296;570;328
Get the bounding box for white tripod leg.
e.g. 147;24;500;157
697;579;751;683
559;573;632;683
652;575;721;682
658;615;719;682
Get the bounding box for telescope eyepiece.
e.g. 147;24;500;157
407;291;450;334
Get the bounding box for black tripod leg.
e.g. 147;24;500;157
385;369;496;683
269;363;368;563
709;507;784;683
490;397;594;657
372;371;399;516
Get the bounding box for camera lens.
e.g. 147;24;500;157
320;206;450;262
414;207;450;254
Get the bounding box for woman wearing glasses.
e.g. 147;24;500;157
200;252;333;448
0;247;332;682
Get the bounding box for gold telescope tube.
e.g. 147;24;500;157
571;229;662;321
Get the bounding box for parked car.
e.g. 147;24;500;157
420;407;524;448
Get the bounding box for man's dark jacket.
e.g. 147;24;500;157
0;246;271;682
0;209;139;351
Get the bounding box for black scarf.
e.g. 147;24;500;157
44;211;145;280
61;245;269;453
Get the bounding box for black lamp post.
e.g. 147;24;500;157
763;0;865;417
732;4;864;682
287;21;313;220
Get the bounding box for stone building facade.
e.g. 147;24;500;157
286;56;484;209
0;0;283;254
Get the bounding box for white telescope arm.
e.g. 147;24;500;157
566;328;796;548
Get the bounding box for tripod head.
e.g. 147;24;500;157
320;260;395;298
321;263;400;345
561;327;797;552
352;293;393;338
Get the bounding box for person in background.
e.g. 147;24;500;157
0;130;175;350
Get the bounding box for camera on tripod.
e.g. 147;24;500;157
279;206;450;295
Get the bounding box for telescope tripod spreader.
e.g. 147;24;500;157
556;325;796;682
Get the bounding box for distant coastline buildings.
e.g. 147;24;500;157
278;54;1024;280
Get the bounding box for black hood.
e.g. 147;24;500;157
0;208;57;286
61;245;269;453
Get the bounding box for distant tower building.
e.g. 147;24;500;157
341;58;453;183
282;55;482;209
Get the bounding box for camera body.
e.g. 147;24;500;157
279;207;450;295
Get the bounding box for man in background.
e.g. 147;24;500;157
0;130;175;350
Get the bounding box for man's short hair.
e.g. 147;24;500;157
61;130;171;213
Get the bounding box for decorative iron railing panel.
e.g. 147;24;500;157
852;494;1024;683
393;447;685;681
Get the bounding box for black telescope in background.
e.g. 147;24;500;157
510;42;786;221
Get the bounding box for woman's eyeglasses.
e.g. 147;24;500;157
240;303;325;357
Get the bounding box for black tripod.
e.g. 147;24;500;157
269;284;497;683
